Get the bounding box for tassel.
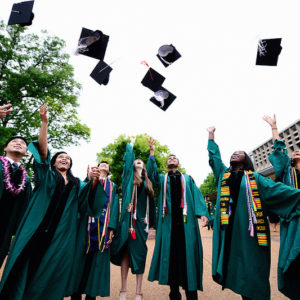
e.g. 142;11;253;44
131;229;136;240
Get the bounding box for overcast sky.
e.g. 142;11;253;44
1;0;300;185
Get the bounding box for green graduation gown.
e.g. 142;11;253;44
66;179;119;297
0;161;32;268
208;140;300;300
269;139;300;299
0;142;106;300
147;156;209;292
111;143;155;274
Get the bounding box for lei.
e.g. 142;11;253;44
0;156;27;196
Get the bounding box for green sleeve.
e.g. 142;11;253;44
146;157;161;188
79;180;108;218
256;173;300;220
27;140;51;187
269;139;290;182
207;140;227;183
190;176;209;218
108;184;119;230
123;143;135;186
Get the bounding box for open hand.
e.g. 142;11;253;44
262;114;276;127
90;166;100;180
39;104;49;123
0;104;13;118
147;137;156;151
107;229;115;245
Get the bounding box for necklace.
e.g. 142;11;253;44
0;156;27;195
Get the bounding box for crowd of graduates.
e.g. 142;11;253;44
0;103;299;300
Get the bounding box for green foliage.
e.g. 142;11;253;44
0;21;90;153
97;133;185;190
199;172;217;198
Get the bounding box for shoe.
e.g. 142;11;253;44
135;293;143;300
120;290;126;300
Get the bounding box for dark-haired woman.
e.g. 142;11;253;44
263;114;300;300
111;137;155;300
207;126;300;300
68;161;119;300
0;105;106;300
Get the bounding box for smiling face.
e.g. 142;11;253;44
99;162;110;174
4;138;27;157
230;151;246;164
167;155;179;169
53;153;71;171
134;159;144;170
292;150;300;163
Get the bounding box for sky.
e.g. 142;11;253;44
1;0;300;185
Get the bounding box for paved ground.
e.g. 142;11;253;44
1;225;288;300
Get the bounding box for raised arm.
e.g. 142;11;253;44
122;137;135;186
38;104;49;162
207;126;227;183
263;114;280;142
146;137;161;187
0;104;13;119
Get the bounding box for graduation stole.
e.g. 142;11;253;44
289;167;299;189
86;177;114;253
162;172;187;222
220;170;268;247
128;183;150;239
206;200;214;216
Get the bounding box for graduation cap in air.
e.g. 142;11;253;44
90;61;112;86
8;1;34;27
141;67;166;91
75;28;109;61
256;38;282;66
157;44;181;67
150;87;176;111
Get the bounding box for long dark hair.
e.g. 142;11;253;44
230;151;254;171
133;161;154;197
50;151;80;188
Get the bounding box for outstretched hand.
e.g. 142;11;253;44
207;126;216;133
39;104;49;123
0;104;13;119
129;136;136;146
262;114;276;127
147;137;156;151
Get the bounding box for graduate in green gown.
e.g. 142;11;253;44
0;104;32;268
111;137;155;300
69;161;119;300
207;126;300;300
205;196;215;230
0;104;106;300
146;138;209;300
263;114;300;300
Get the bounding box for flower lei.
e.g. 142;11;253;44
0;156;27;195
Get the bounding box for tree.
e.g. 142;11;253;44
0;21;90;152
96;133;186;190
199;172;217;202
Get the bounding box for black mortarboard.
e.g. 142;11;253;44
256;38;282;66
149;87;176;111
76;28;109;61
90;61;112;86
141;68;166;91
157;44;181;67
8;1;34;27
